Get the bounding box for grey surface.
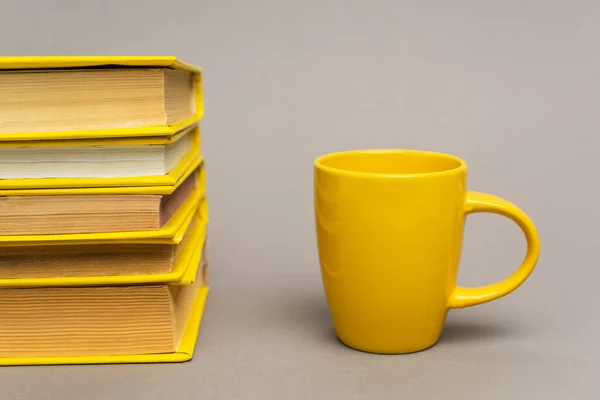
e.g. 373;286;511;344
1;0;599;398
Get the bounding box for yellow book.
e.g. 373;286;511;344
0;256;209;365
0;163;205;238
0;56;202;141
0;153;203;197
0;207;208;288
0;190;206;248
0;124;202;189
0;165;204;236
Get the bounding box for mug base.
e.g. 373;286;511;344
337;335;440;355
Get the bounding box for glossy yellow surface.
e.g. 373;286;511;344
314;149;540;354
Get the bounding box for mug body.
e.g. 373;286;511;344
314;149;467;353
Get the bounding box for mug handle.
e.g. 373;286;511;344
447;191;541;309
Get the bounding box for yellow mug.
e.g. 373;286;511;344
314;149;540;354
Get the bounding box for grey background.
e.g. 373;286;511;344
1;0;599;398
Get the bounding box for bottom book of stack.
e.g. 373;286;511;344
0;220;209;366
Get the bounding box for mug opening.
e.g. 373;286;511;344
315;149;465;177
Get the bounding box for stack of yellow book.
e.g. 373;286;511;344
0;56;209;365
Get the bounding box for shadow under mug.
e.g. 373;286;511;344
314;149;540;354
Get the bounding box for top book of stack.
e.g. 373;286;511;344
0;56;203;141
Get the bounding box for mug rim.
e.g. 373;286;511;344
314;149;467;178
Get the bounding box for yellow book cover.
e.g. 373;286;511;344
0;207;208;288
0;155;204;196
0;175;207;246
0;282;209;365
0;125;202;189
0;56;203;141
